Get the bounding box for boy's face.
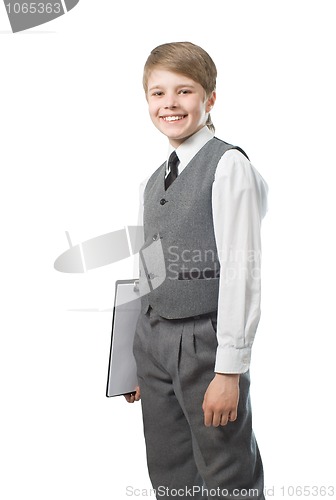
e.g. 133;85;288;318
146;68;216;148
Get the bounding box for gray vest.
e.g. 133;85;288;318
139;137;248;319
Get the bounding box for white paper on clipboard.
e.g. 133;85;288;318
106;279;141;397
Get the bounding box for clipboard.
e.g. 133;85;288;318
106;279;141;397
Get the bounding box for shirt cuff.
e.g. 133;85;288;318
214;345;252;374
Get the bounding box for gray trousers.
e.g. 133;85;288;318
133;306;265;500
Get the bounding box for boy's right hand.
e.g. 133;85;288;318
124;385;141;403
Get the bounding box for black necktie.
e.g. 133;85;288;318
165;151;179;190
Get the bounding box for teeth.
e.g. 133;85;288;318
162;115;184;122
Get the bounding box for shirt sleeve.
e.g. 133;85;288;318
211;149;268;374
132;175;149;278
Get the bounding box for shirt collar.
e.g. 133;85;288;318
166;126;214;174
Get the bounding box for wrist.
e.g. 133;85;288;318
215;372;240;380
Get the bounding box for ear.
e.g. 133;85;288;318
205;90;216;113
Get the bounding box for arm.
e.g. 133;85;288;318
132;177;147;278
126;176;150;403
202;149;268;425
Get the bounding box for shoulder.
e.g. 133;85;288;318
214;148;269;217
143;161;165;189
139;174;151;201
216;148;267;188
139;160;166;202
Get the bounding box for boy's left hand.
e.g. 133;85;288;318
123;385;141;403
202;373;240;427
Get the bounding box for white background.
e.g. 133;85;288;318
1;1;335;499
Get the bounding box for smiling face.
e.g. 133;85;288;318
146;68;216;148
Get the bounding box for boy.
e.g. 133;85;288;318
126;42;268;500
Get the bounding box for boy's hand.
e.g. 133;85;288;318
124;385;141;403
202;373;240;427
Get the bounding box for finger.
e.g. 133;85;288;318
212;411;222;427
135;386;141;401
125;394;135;403
228;410;237;422
203;409;213;427
220;413;229;426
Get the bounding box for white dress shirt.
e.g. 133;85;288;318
135;126;268;374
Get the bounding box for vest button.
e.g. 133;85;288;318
152;233;159;241
160;198;167;205
147;273;155;280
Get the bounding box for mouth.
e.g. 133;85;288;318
160;115;187;123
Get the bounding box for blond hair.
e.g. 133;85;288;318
143;42;217;133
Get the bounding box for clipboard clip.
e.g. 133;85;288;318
133;279;139;292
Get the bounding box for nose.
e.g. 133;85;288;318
164;92;178;109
